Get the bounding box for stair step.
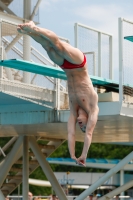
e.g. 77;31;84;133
39;137;64;142
7;175;22;180
3;183;16;187
38;144;55;149
15;160;38;164
29;152;47;157
10;167;23;172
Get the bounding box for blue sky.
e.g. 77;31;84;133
39;0;133;45
38;0;133;81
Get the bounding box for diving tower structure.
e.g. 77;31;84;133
0;1;132;199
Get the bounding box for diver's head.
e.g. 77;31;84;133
77;107;88;133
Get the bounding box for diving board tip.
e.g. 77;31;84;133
124;36;133;42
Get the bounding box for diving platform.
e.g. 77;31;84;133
0;59;132;143
0;59;133;93
0;95;133;143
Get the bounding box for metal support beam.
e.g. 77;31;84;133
109;36;113;79
30;0;42;20
0;147;6;157
5;34;22;53
3;48;13;80
76;151;133;200
0;0;16;16
120;169;124;197
98;32;102;77
0;137;17;157
29;137;67;200
0;20;3;78
118;17;123;102
24;0;31;20
23;35;31;83
74;23;78;48
23;136;29;200
54;64;60;110
0;190;5;200
23;0;31;83
99;179;133;200
0;136;23;187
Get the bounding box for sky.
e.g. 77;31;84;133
39;0;133;45
38;0;133;81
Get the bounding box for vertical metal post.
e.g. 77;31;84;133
18;184;20;200
23;136;29;200
74;23;78;48
109;36;113;79
54;64;60;110
98;32;102;77
24;0;31;23
120;170;124;197
93;52;96;76
118;17;123;103
57;78;60;110
0;190;5;200
23;0;31;83
29;137;67;200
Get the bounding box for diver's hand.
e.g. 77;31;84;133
77;155;86;167
71;155;77;163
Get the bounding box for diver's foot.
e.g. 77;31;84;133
17;21;36;34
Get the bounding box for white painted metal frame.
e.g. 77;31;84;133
0;1;16;16
0;137;23;188
83;51;96;75
23;0;31;84
0;18;68;106
118;17;124;103
30;0;42;21
74;22;113;79
99;179;133;200
54;63;60;110
75;151;133;200
5;34;22;53
118;17;133;103
29;137;67;200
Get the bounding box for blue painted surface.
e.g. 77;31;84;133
0;59;67;80
0;59;133;90
0;59;119;91
124;36;133;42
46;158;133;164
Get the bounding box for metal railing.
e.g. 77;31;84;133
118;17;133;102
74;22;113;79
